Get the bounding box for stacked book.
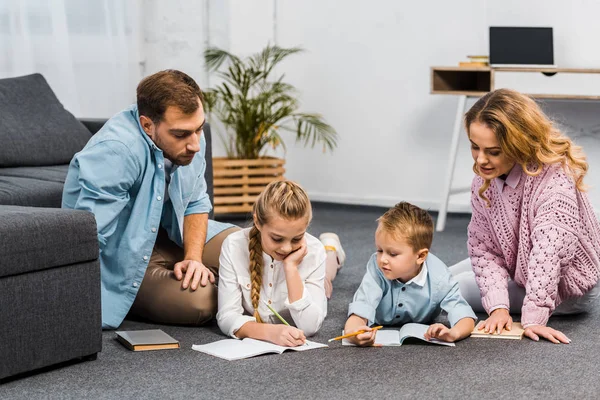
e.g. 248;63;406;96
459;55;489;68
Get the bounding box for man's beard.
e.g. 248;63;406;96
153;135;194;166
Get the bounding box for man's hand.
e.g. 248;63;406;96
524;325;571;344
476;308;512;334
173;260;214;290
424;323;460;342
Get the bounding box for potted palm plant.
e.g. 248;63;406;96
203;44;337;214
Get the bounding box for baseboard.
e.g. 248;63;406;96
307;191;472;214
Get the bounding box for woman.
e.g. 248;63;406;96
451;88;600;343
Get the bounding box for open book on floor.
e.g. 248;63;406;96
342;323;455;347
192;338;328;361
470;322;525;340
116;329;180;351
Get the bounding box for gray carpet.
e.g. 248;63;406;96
2;203;599;399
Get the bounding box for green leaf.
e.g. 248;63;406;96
203;44;337;158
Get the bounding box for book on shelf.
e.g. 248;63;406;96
342;323;455;347
459;61;489;68
470;322;525;340
466;55;489;62
192;338;327;361
115;329;180;351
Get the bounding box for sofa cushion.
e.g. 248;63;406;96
0;74;91;167
0;165;68;207
0;205;99;278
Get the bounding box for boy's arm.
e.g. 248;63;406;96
343;314;377;346
425;317;475;342
426;271;477;342
345;255;385;346
347;255;384;325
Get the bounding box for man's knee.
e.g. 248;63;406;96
186;284;218;326
203;227;241;267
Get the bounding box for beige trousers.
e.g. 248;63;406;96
128;226;239;326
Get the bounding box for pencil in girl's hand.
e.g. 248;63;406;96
262;300;290;326
328;326;383;342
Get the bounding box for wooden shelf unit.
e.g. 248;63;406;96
431;67;491;96
431;66;600;100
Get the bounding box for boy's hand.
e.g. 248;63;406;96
425;323;459;342
347;325;380;347
476;308;512;334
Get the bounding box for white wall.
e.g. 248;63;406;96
141;0;600;212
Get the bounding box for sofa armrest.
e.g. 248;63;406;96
78;118;107;135
0;205;99;278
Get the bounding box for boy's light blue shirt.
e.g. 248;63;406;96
348;253;476;327
62;105;212;329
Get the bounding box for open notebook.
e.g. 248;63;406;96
192;338;327;361
342;323;455;347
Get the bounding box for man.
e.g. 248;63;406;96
63;70;238;329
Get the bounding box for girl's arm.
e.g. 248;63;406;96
215;238;256;338
281;239;327;336
234;321;306;347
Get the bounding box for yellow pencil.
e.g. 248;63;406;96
328;326;383;342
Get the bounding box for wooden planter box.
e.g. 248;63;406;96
212;157;286;215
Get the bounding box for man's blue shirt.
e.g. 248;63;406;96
62;105;211;329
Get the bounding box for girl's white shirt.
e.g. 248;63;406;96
216;227;327;338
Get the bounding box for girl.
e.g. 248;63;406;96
451;88;600;344
216;180;344;346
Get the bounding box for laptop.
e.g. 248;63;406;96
489;27;556;68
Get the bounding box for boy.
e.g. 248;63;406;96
344;202;476;346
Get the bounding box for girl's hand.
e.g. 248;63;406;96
524;325;571;344
476;308;512;334
269;325;307;347
346;325;380;347
282;239;308;269
424;323;459;342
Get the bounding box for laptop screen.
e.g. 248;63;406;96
489;27;554;66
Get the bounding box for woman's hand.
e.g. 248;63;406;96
476;308;513;334
268;325;306;347
424;323;459;343
346;325;379;347
524;325;571;344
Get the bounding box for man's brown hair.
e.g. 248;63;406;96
377;202;434;252
136;70;204;123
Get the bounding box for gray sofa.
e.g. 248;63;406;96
0;73;215;380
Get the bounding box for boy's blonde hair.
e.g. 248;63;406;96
248;180;312;323
377;202;433;252
465;88;588;207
